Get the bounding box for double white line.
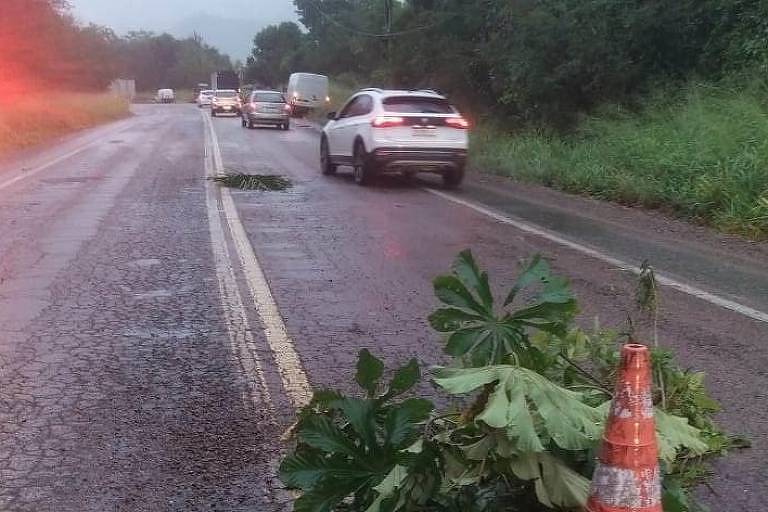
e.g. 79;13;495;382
201;111;312;410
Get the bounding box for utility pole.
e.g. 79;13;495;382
384;0;393;85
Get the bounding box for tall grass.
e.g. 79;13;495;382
0;92;129;155
471;82;768;239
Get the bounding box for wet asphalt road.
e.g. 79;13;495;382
0;104;767;510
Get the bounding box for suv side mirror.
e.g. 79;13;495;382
327;111;337;120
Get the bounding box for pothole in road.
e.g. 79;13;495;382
210;173;293;191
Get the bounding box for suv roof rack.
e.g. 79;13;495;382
411;88;441;95
360;87;384;93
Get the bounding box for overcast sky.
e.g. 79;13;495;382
69;0;299;60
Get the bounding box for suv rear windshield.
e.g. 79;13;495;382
253;93;285;103
216;90;237;98
382;96;454;114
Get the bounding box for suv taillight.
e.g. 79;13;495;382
372;116;404;128
445;117;469;129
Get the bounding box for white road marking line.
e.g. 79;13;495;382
203;112;312;409
425;187;768;324
202;113;273;411
0;122;133;192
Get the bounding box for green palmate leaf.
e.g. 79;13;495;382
432;252;576;367
280;453;376;491
279;452;329;490
433;275;486;314
386;358;421;398
428;308;483;332
299;415;360;457
509;453;590;508
365;465;409;512
384;398;434;449
502;385;543;453
282;351;433;512
535;452;591;508
334;398;377;449
295;476;372;512
661;480;690;512
434;366;603;451
452;249;494;309
445;327;490;357
504;255;550;306
311;389;343;407
655;408;708;463
357;349;385;397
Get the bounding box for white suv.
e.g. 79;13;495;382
320;89;469;187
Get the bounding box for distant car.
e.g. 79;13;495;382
211;89;241;116
287;73;329;115
241;90;291;130
321;88;469;187
155;88;175;104
197;89;214;108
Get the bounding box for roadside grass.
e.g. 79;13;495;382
0;92;129;155
471;81;768;239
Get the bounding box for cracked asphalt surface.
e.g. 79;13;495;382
1;104;767;510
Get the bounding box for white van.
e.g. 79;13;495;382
286;73;329;112
155;88;175;104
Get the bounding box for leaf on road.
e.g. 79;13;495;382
655;408;708;463
299;415;359;457
357;349;385;397
386;358;421;398
385;398;434;449
452;249;494;309
434;365;603;451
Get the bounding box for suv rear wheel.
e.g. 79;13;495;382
442;166;465;189
352;141;374;186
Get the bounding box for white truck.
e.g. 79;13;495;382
286;73;329;115
155;89;175;103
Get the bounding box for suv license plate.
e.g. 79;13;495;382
223;106;231;110
413;128;436;137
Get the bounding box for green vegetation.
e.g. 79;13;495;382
211;173;293;191
281;251;738;512
470;82;768;238
0;93;129;155
3;1;232;94
244;1;768;238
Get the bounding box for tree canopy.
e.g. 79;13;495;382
245;0;768;126
1;0;232;94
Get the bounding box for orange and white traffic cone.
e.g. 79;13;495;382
586;343;662;512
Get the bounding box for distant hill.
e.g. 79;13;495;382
171;12;297;61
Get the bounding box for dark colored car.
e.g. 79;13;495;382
240;90;291;130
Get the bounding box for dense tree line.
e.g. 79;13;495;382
246;0;768;125
1;0;231;94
